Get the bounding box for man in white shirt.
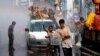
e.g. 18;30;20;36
56;19;72;56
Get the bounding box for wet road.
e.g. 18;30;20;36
0;0;29;56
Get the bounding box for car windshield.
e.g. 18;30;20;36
30;21;55;32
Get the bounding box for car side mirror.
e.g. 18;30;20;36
25;28;29;32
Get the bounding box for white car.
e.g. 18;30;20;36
25;19;57;50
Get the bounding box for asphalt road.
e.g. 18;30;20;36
0;0;29;56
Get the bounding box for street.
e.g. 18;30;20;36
0;0;29;56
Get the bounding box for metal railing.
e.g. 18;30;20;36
81;46;100;56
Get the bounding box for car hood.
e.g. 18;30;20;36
29;31;48;39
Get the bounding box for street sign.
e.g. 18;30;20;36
16;0;29;6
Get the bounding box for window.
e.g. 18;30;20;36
30;21;55;31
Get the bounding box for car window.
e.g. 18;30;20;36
30;21;56;32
